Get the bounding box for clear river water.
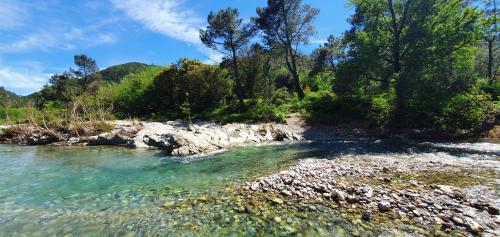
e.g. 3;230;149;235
0;141;498;236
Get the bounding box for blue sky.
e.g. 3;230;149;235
0;0;353;95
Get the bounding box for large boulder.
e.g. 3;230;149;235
88;132;131;146
143;134;179;152
27;132;60;145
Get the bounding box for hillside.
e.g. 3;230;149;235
99;62;153;82
0;87;24;106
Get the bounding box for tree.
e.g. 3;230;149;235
255;0;319;99
341;0;481;124
480;0;498;83
310;34;344;76
200;8;256;107
71;54;99;78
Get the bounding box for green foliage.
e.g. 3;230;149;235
0;87;24;106
368;92;395;127
440;91;499;132
302;72;334;92
99;62;151;82
337;0;486;129
2;1;496;138
200;8;256;104
210;99;288;124
93;121;114;134
180;93;193;125
310;35;344;77
149;59;232;115
255;0;320;99
71;54;99;78
306;92;370;125
0;107;30;124
98;66;164;118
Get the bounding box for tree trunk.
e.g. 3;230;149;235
488;0;497;85
488;39;494;84
388;0;405;124
285;46;305;100
232;49;245;108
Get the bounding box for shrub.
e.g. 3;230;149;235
306;91;337;124
440;92;499;132
306;91;371;125
98;66;164;117
210;99;288;124
150;59;232;115
368;92;395;127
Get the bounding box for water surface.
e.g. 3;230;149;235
0;141;498;236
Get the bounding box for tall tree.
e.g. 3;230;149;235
71;54;99;78
310;34;344;76
200;8;256;107
255;0;319;99
342;0;481;122
481;0;498;83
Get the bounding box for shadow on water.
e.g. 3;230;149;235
286;140;500;161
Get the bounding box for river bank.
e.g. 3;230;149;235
0;118;497;157
243;141;500;236
0;120;304;156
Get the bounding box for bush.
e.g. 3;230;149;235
98;66;164;117
368;92;395;127
150;59;232;115
440;92;499;132
0;107;30;124
210;99;288;124
306;91;371;125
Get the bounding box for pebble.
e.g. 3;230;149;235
417;203;428;208
465;219;483;234
434;217;444;225
378;202;391;212
316;204;326;212
333;189;346;201
250;183;260;191
452;216;464;226
281;190;293;196
362;212;371;222
270;197;284;205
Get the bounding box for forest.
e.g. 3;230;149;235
0;0;498;136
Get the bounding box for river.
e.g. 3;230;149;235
0;141;498;236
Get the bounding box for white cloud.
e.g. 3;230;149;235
0;63;50;95
111;0;202;45
0;0;29;30
93;33;119;45
311;39;327;45
0;28;119;53
111;0;223;61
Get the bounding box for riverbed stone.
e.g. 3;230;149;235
270;197;284;205
378;202;391;212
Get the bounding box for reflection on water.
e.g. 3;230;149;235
0;141;498;236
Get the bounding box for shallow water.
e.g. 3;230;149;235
0;141;498;236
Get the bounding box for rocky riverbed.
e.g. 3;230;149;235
244;141;500;236
0;120;303;156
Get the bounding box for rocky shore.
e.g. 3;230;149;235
0;120;303;156
244;142;500;236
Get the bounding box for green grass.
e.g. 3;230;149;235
208;99;298;124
